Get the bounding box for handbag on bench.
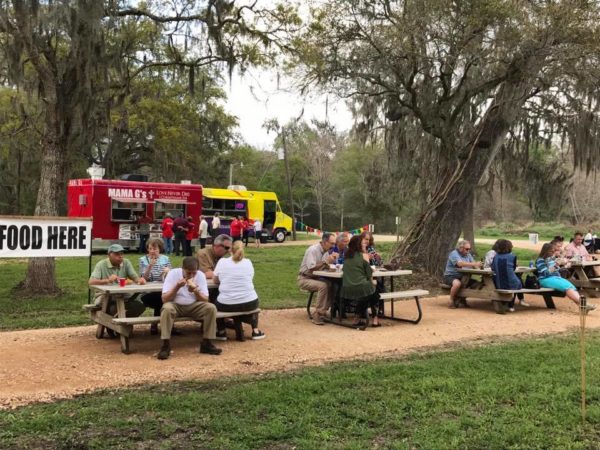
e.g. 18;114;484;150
524;274;540;289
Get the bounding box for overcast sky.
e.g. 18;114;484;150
222;67;353;150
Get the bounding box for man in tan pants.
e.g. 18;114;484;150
158;257;222;359
298;232;338;325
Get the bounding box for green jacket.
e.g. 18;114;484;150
340;253;375;299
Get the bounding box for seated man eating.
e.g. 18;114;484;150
157;256;222;360
443;240;482;308
88;243;146;321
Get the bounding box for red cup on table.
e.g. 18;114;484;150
118;277;127;287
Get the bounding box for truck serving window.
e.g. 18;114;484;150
155;201;186;219
111;199;146;222
202;197;247;218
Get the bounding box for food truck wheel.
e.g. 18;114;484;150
274;229;287;243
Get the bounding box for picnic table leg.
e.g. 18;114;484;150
120;334;130;354
382;277;395;317
95;294;109;339
115;296;132;354
542;293;556;309
382;296;423;324
493;301;508;315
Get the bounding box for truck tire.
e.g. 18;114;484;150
274;229;286;243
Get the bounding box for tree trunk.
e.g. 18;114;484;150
21;100;64;295
390;51;547;275
462;190;475;255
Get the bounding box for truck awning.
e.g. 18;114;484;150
111;197;153;204
155;198;196;205
203;194;249;201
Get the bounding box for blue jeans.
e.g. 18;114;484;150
163;237;173;254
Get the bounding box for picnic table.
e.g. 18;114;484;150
310;268;429;326
87;280;218;353
454;267;559;314
565;259;600;298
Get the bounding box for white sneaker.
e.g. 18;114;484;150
520;300;530;307
214;331;228;341
509;307;515;312
582;304;597;312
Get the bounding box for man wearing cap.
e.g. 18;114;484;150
88;244;146;321
158;256;222;359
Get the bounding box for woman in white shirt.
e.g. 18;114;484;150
253;219;262;248
213;241;265;341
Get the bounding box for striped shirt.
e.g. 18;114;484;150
139;254;171;282
535;257;560;279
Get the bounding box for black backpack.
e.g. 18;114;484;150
524;274;540;289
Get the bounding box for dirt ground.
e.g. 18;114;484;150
2;293;597;410
0;236;551;409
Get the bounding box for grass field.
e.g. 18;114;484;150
0;246;307;330
1;332;599;449
476;222;577;242
0;242;541;331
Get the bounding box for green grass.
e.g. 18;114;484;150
0;241;540;331
474;244;538;264
2;332;600;449
476;222;575;242
0;243;399;331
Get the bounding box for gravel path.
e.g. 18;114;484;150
2;294;597;409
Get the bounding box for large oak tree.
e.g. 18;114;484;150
292;0;600;274
0;0;296;295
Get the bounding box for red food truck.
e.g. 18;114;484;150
67;178;202;250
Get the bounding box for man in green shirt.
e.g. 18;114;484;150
89;244;146;318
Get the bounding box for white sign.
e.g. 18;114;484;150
528;233;539;245
0;216;92;258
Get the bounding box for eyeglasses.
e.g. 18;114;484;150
463;247;471;251
222;245;232;250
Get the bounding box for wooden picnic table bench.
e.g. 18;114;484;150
308;268;429;327
565;259;600;298
86;281;259;353
377;289;429;324
454;268;562;314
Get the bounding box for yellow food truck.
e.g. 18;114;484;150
202;186;293;242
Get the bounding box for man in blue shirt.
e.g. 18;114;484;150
325;232;350;265
443;240;481;308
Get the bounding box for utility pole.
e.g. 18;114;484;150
228;162;243;187
282;128;296;241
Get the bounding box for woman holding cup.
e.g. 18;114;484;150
139;238;172;334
